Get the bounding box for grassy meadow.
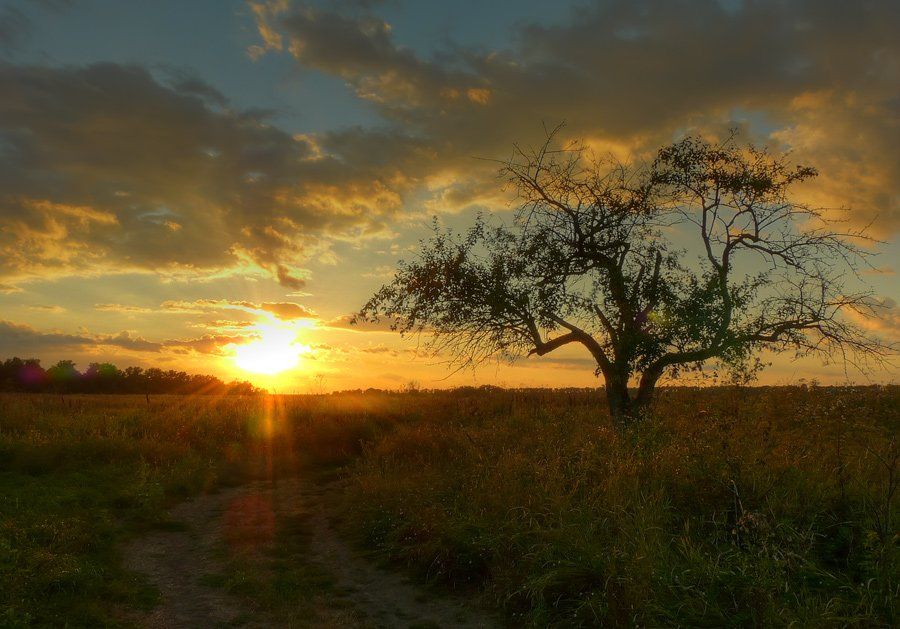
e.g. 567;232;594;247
0;386;897;627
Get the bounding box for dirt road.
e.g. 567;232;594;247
124;477;496;628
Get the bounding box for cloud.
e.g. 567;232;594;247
254;0;900;233
771;91;900;234
0;320;162;353
198;319;256;330
358;344;397;354
0;320;91;351
331;342;426;359
247;0;289;60
161;68;230;107
845;297;900;340
0;62;423;290
94;303;157;314
100;330;163;352
159;298;316;320
163;333;254;356
276;265;306;289
28;304;65;313
94;298;318;321
325;313;398;332
0;319;256;358
256;301;316;320
2;0;897;305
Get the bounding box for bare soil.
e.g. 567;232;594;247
123;477;496;628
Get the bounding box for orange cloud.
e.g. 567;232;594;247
325;314;398;333
844;297;900;339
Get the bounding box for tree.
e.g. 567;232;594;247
0;357;27;390
46;360;80;393
83;362;122;393
122;366;146;393
356;129;893;430
0;357;45;391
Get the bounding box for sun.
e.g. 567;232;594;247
233;322;305;375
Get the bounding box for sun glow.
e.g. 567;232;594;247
233;322;308;375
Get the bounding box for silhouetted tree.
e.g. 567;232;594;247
358;129;893;430
46;360;80;393
123;366;146;393
1;357;45;391
0;357;261;395
83;362;122;393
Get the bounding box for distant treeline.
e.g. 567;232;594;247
0;357;262;395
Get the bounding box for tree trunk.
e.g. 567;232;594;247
604;372;635;432
635;367;661;414
604;368;659;433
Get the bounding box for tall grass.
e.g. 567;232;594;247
0;391;442;626
1;387;896;626
341;386;899;626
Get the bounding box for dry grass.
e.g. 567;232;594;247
0;387;896;626
341;386;899;626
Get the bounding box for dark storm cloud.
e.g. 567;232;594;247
263;0;899;231
0;62;423;289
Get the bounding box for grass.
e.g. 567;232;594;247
0;387;896;627
0;394;253;627
342;386;899;626
0;392;418;627
204;482;368;628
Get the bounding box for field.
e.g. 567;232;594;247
0;386;897;627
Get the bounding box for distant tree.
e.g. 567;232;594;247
144;368;166;394
0;357;261;395
122;366;146;393
19;358;46;391
357;129;893;430
0;357;45;391
1;357;27;390
83;362;122;393
226;380;260;396
46;360;81;393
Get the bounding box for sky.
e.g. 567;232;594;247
0;0;897;391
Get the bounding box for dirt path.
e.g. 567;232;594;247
124;477;497;628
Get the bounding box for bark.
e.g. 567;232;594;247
604;368;658;432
